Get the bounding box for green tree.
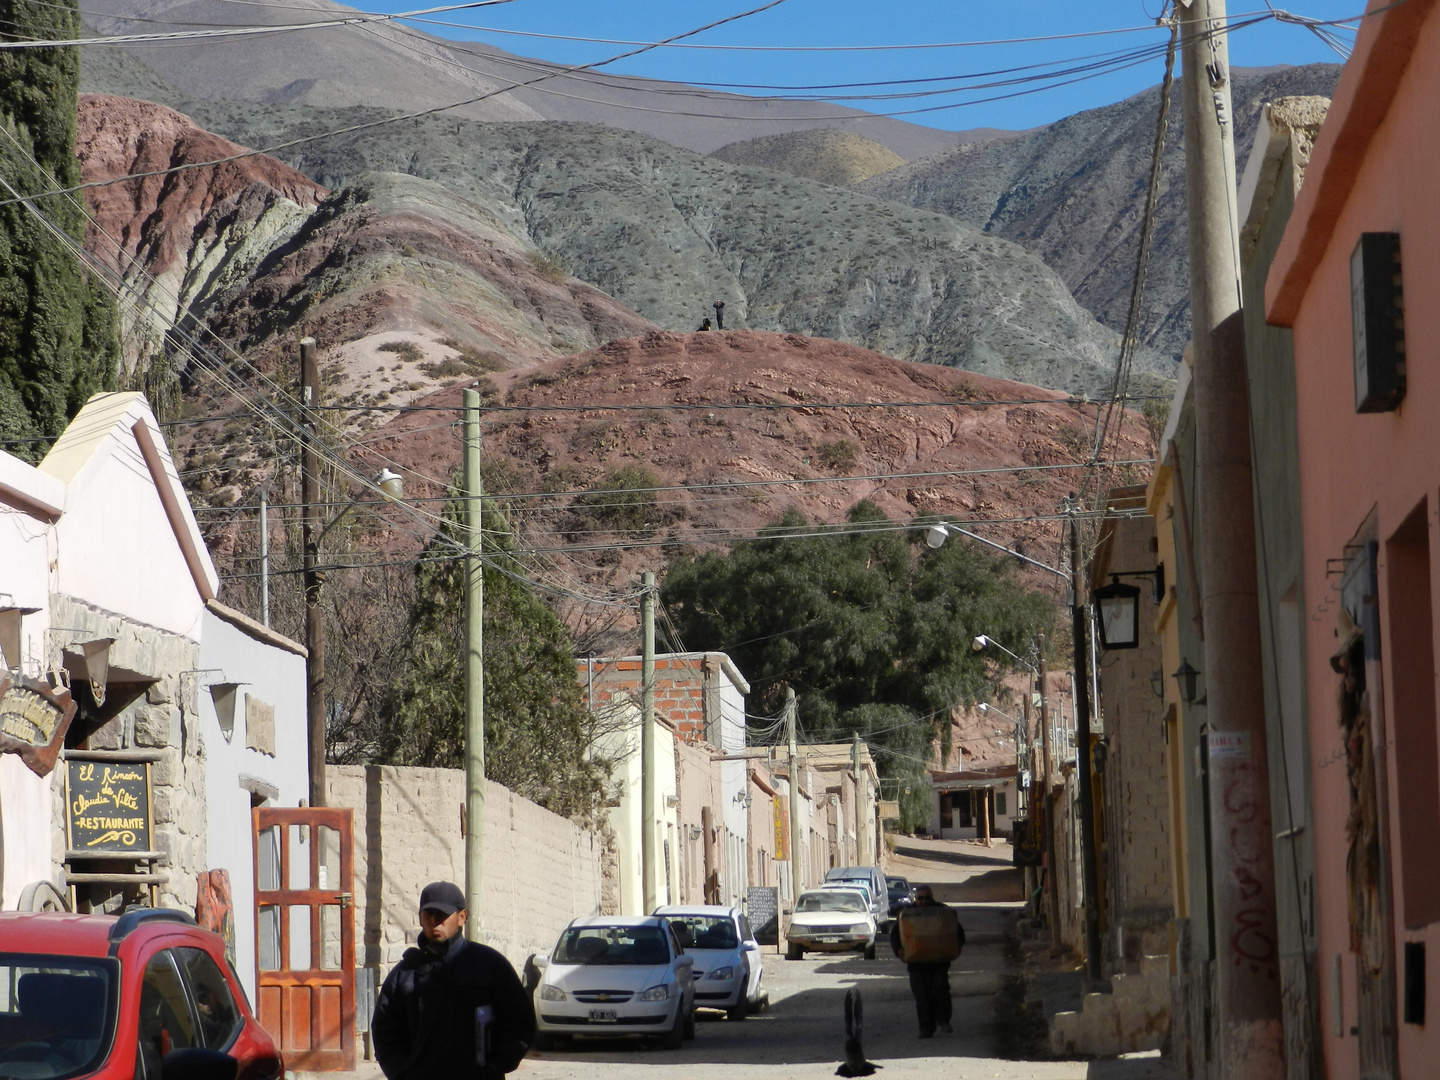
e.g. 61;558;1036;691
374;496;608;822
661;501;1053;829
0;0;118;458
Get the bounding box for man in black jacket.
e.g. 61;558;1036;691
889;885;965;1038
372;882;535;1080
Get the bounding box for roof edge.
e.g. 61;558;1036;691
205;600;308;657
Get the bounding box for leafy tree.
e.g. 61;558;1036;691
661;501;1053;829
372;495;608;822
0;0;118;457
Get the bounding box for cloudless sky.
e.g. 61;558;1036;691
373;0;1362;131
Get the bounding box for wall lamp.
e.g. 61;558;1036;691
1173;660;1202;705
734;791;753;808
1094;567;1165;650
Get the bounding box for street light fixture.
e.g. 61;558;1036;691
926;521;1069;581
972;634;1034;671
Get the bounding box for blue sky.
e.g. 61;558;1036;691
384;0;1362;131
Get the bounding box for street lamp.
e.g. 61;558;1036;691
926;521;1069;581
972;634;1034;671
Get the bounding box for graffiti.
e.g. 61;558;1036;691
1222;763;1260;823
1232;906;1277;968
1234;867;1263;902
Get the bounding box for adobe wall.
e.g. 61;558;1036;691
328;765;603;974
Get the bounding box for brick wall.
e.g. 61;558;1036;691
327;766;602;974
582;656;711;741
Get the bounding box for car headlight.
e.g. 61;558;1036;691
638;984;670;1002
706;967;734;981
539;984;567;1001
851;925;871;935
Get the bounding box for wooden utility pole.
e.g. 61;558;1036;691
259;487;270;628
851;731;864;865
1070;516;1102;982
300;337;326;808
463;388;485;940
1179;0;1283;1072
786;688;802;903
641;571;657;914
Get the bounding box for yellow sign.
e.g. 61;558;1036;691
773;802;788;860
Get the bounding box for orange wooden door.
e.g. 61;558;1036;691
253;807;356;1071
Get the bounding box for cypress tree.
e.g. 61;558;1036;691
0;0;117;459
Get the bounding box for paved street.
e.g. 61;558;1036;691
303;838;1174;1080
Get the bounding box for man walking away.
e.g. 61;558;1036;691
889;884;965;1038
372;881;535;1080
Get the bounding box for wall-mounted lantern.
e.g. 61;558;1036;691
1094;566;1165;650
1173;660;1201;705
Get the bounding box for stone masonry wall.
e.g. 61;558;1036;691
49;596;205;913
328;765;603;974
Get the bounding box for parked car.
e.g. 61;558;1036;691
533;916;695;1051
652;905;766;1021
886;875;915;919
785;888;877;961
823;866;889;928
0;908;283;1080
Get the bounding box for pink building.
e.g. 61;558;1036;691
1266;1;1440;1074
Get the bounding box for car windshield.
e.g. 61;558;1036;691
553;926;671;965
887;879;910;897
797;892;866;914
663;917;738;951
827;882;871;900
0;955;116;1080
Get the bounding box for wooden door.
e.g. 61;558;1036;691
253;807;355;1071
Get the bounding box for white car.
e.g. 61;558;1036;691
533;916;696;1051
653;904;767;1021
786;887;878;960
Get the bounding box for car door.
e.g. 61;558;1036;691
134;949;201;1080
666;924;694;1012
738;915;762;1003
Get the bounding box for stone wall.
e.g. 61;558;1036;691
327;765;603;973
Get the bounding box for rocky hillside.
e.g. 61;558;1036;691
860;64;1342;361
78;96;656;393
710;130;908;187
79;0;973;160
157;101;1168;397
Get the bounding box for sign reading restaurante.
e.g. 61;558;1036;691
67;759;153;854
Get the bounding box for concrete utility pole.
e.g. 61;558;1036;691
463;388;485;940
641;571;657;914
1179;1;1283;1072
1070;516;1102;982
1036;636;1061;940
786;688;801;903
259;487;270;628
851;731;864;865
300;337;326;808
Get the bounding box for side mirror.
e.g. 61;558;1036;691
675;955;694;968
533;954;549;970
162;1049;237;1080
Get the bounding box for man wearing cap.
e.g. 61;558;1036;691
372;882;535;1080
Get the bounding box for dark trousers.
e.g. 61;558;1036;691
907;963;952;1034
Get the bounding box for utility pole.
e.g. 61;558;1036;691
300;337;326;808
1069;515;1102;982
641;571;657;915
851;731;863;865
259;487;270;628
463;388;485;940
1036;635;1061;940
1180;0;1283;1071
786;688;801;904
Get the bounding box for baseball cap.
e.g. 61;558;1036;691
419;881;466;917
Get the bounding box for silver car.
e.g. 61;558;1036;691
653;904;767;1021
533;916;696;1051
786;887;878;960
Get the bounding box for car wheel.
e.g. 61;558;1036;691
727;1000;747;1021
786;942;803;960
864;942;877;960
662;1008;685;1050
684;1006;698;1039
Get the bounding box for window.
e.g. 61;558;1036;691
0;955;115;1080
175;948;241;1052
996;792;1008;817
136;951;198;1079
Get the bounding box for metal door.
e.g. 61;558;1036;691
253;807;355;1071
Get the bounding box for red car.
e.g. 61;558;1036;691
0;908;283;1080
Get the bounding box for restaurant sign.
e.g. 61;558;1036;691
0;676;77;778
67;759;152;854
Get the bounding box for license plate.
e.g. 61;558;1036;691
817;935;844;943
589;1009;618;1023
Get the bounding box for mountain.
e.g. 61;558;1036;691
710;130;908;187
859;63;1342;361
149;100;1167;397
77;0;977;160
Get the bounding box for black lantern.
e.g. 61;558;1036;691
1095;580;1142;649
1173;660;1200;704
1150;670;1165;698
